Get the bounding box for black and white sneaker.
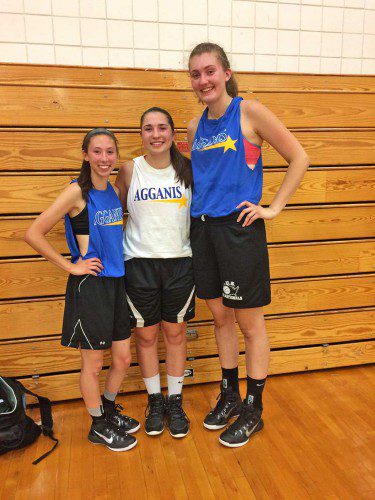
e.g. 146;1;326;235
103;401;140;434
165;394;190;438
219;401;264;448
203;384;242;430
88;419;137;452
145;393;165;436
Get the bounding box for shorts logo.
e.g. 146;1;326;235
223;281;243;301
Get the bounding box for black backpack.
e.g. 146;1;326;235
0;376;58;464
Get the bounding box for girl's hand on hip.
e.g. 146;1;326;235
236;201;278;227
70;257;104;276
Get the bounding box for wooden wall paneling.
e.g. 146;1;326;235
0;298;65;340
268;275;375;315
2;205;374;258
19;341;375;402
1;130;375;172
1;65;374;385
1;168;374;215
262;167;375;205
1;87;374;128
266;204;375;243
2;275;375;340
262;130;375;167
0;217;68;257
1;309;374;377
1;240;374;299
1;64;375;92
269;240;375;278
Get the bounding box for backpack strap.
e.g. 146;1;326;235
13;379;59;465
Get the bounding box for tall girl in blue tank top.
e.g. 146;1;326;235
187;43;309;448
25;129;139;452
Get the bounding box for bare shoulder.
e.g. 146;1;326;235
119;160;134;177
115;159;134;190
241;98;268;119
187;115;200;133
60;181;83;204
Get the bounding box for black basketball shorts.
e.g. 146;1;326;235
61;274;131;350
124;257;195;327
190;213;271;309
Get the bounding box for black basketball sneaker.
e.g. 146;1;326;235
219;400;263;448
203;384;242;430
102;398;140;433
165;394;190;438
145;393;165;436
88;419;137;451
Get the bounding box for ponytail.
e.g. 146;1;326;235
170;142;193;189
77;159;93;202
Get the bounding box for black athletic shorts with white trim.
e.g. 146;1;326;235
61;274;131;350
190;213;271;309
124;257;195;328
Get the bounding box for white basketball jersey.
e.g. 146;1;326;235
123;156;192;260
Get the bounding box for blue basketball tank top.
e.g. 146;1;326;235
65;181;124;277
191;97;263;217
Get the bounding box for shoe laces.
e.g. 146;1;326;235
111;404;134;424
145;394;164;418
167;397;189;423
98;420;128;438
232;403;259;431
211;387;237;413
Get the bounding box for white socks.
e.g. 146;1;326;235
167;374;184;396
143;373;185;395
143;373;161;395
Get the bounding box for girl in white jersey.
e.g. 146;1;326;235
187;43;309;448
116;107;194;438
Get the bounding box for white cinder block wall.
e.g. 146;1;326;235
0;0;374;74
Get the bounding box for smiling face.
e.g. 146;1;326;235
141;111;175;155
189;51;232;104
83;134;118;179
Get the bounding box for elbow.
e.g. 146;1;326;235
301;153;310;171
24;226;38;248
24;228;33;246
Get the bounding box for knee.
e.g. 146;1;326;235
112;352;131;371
137;333;157;349
164;327;185;346
82;358;103;376
213;311;235;331
241;326;257;341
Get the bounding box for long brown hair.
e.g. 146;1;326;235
188;42;238;98
78;128;119;200
140;107;193;189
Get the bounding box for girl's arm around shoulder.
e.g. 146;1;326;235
187;116;200;149
115;160;134;210
237;99;310;226
24;183;103;275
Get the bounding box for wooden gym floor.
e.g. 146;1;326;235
1;365;374;500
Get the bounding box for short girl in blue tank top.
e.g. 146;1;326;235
187;43;309;448
25;128;139;452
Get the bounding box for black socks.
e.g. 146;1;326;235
102;395;116;414
246;376;266;409
222;367;239;394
